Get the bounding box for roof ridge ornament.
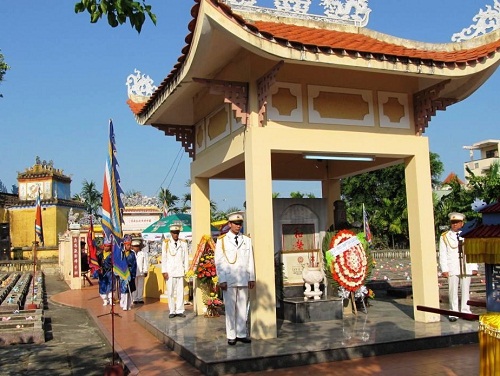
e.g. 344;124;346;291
452;0;500;42
126;69;157;103
222;0;371;27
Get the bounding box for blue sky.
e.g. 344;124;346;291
0;0;498;210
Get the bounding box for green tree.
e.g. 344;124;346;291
0;51;9;98
74;179;103;216
0;180;7;193
434;177;475;237
158;187;179;213
342;152;443;248
290;191;316;198
180;192;191;213
74;0;156;33
466;161;500;204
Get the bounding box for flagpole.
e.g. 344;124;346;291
30;219;38;309
111;238;116;365
30;239;37;309
98;119;129;372
362;203;366;234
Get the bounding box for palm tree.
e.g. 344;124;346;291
77;179;102;217
157;187;180;214
180;193;191;213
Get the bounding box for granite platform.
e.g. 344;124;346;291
135;293;484;376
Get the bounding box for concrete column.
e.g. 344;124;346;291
244;126;277;339
404;142;440;323
191;176;211;314
321;175;341;230
191;177;211;241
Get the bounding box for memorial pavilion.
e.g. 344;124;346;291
127;0;500;339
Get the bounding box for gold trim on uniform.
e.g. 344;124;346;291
221;237;237;265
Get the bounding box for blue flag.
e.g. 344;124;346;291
102;120;130;281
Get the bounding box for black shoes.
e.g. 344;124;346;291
448;316;458;322
168;313;186;318
227;337;251;345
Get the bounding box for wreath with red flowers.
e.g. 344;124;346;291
186;236;218;285
196;245;217;285
322;230;373;292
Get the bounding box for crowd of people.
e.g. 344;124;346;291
79;211;256;345
80;209;477;347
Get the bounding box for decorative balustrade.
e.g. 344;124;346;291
371;249;410;259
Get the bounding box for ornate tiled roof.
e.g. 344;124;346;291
248;21;500;64
480;202;500;214
442;172;465;186
18;158;71;182
9;198;85;209
128;0;500;118
463;224;500;238
0;193;19;208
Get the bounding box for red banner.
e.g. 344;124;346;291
72;236;80;278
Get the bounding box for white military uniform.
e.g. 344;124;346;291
439;229;478;317
134;245;149;303
161;238;189;315
214;232;255;340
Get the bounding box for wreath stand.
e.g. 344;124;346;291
349;291;358;315
348;291;367;315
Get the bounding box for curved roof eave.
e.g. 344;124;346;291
132;0;500;123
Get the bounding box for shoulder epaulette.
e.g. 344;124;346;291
218;234;226;239
180;239;187;243
441;231;448;237
163;238;170;243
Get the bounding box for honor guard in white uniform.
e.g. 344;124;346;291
132;238;148;304
439;212;478;322
161;224;189;318
214;212;255;345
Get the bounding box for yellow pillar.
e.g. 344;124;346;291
191;176;211;315
322;175;341;230
244;126;277;339
404;141;440;323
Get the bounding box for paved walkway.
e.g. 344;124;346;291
0;275;113;376
49;275;481;376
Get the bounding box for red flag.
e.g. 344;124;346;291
88;218;99;274
35;187;44;245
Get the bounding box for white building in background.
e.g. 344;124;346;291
463;139;500;181
123;206;162;235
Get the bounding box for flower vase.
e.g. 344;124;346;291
204;306;220;318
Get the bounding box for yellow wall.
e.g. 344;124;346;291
9;205;85;249
0;208;8;223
